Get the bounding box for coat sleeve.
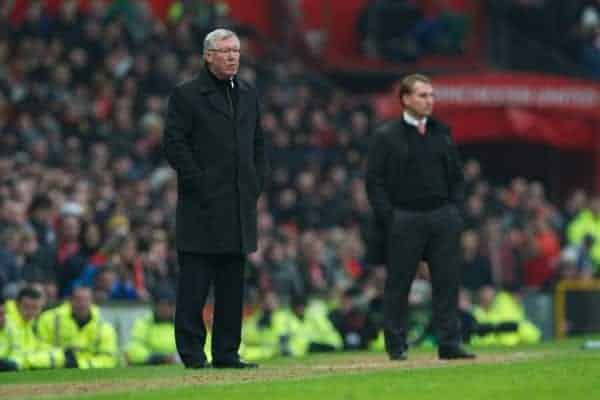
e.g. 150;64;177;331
253;95;269;193
365;131;394;222
35;309;56;346
163;87;204;185
446;129;464;205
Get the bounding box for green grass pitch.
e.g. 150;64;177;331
1;338;598;400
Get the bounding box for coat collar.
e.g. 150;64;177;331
194;67;250;120
402;111;427;128
194;67;249;94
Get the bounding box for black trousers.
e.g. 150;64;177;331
175;252;245;366
383;204;462;354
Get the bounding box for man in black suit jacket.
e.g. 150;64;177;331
365;74;474;361
163;29;268;369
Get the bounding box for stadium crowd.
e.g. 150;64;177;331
490;0;600;79
0;0;597;370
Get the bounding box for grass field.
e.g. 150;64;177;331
1;338;599;400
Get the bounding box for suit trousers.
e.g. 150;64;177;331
383;204;462;354
175;252;245;366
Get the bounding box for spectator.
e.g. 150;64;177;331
460;230;493;292
329;287;378;350
36;286;119;369
125;285;177;366
55;214;87;296
567;195;600;273
0;293;20;372
522;217;561;288
577;1;600;79
3;286;64;371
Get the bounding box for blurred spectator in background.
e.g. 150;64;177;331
522;217;560;289
329;287;378;350
472;285;541;346
567;195;600;274
241;291;289;360
125;285;177;366
460;229;493;293
357;0;469;61
2;286;65;371
36;286;119;369
576;0;600;79
0;293;20;372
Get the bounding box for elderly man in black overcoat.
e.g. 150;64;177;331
163;28;268;369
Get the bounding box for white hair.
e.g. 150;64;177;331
203;29;239;54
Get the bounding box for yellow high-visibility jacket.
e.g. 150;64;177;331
36;303;119;369
472;292;541;346
241;309;296;360
125;313;176;365
567;209;600;269
1;322;22;367
3;301;65;369
242;302;342;361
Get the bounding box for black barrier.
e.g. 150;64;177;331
555;279;600;338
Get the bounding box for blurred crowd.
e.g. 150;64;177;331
357;0;471;61
577;0;600;78
0;0;599;371
491;0;600;79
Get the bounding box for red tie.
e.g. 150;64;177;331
418;120;426;135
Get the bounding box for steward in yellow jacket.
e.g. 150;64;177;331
1;288;65;371
296;297;343;353
241;293;342;360
36;286;119;369
125;287;177;365
471;287;541;346
0;295;20;372
567;206;600;270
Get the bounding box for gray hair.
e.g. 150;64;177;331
203;29;239;54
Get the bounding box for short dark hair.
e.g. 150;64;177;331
398;73;432;98
16;286;43;302
71;285;93;295
29;194;53;214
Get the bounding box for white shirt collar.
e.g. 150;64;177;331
403;111;427;128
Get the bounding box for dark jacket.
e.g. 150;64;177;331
364;117;463;264
163;68;268;254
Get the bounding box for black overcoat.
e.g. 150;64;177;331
364;117;463;264
163;68;268;254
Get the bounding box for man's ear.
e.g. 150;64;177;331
400;95;404;106
399;94;407;107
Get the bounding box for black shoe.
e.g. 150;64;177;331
438;346;476;360
185;360;211;369
388;350;408;361
212;359;258;369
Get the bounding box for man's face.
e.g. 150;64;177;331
204;36;240;80
402;81;435;119
478;286;496;309
61;215;81;241
17;297;44;322
71;288;92;319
